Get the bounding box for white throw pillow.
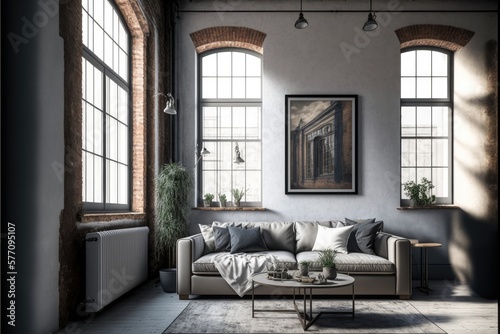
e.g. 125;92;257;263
199;224;215;253
312;225;354;254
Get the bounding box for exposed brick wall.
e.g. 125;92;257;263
395;24;474;51
190;26;267;54
58;0;171;329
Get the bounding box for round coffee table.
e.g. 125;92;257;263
251;272;355;330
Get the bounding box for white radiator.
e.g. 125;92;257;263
85;226;149;312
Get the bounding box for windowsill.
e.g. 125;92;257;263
192;207;266;211
80;212;146;223
397;205;460;210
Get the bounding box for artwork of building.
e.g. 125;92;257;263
290;101;353;190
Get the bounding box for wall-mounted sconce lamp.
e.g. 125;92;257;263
194;144;210;168
233;142;245;164
362;0;378;31
154;92;177;115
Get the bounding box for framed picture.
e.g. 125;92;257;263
285;95;358;194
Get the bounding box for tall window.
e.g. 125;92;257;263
199;49;262;206
82;0;130;211
400;48;452;204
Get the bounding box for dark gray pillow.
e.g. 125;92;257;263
345;218;383;255
259;222;295;253
228;226;268;254
213;226;231;252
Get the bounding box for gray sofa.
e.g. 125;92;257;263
177;221;412;300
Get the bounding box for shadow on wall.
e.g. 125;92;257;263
449;210;498;299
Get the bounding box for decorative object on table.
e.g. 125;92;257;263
272;262;282;280
203;193;214;207
218;193;227;207
316;273;327;284
298;260;310;276
300;277;316;284
155;162;193;292
403;177;436;207
230;187;246;207
285;94;358;194
317;248;338;279
266;262;275;279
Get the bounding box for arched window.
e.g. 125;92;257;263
82;0;130;211
400;48;452;204
198;49;262;206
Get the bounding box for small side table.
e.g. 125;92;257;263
412;242;442;294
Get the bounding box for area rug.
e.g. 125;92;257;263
164;298;445;333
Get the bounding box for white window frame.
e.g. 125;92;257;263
197;48;263;207
400;47;453;205
82;0;131;211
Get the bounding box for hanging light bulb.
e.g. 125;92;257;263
363;0;378;31
233;142;245;164
295;0;308;29
163;93;177;115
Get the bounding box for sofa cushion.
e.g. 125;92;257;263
296;251;395;273
229;226;268;253
213;226;231;252
199;224;215;253
212;221;243;228
241;222;295;253
312;225;354;254
345;218;383;255
295;221;344;252
192;251;297;274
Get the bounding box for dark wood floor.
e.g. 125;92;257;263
64;279;497;334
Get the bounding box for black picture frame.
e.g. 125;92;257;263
285;95;358;194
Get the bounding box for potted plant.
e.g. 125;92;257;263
231;188;246;207
155;162;193;293
298;260;311;277
203;193;214;207
218;193;227;207
403;177;436;207
317;248;338;279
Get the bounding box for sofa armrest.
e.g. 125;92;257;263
177;233;205;298
374;232;412;297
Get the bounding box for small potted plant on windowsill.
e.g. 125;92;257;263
403;177;436;207
230;188;246;207
203;193;214;207
218;193;227;207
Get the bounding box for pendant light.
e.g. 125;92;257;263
363;0;378;31
233;142;245;164
295;0;308;29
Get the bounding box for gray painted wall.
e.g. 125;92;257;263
2;0;63;332
176;0;498;298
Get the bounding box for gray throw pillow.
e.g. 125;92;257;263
258;222;295;253
345;218;383;255
213;226;231;252
228;226;268;254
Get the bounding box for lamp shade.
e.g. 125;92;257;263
362;13;378;31
200;147;210;155
234;156;245;164
164;99;176;115
295;13;308;29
